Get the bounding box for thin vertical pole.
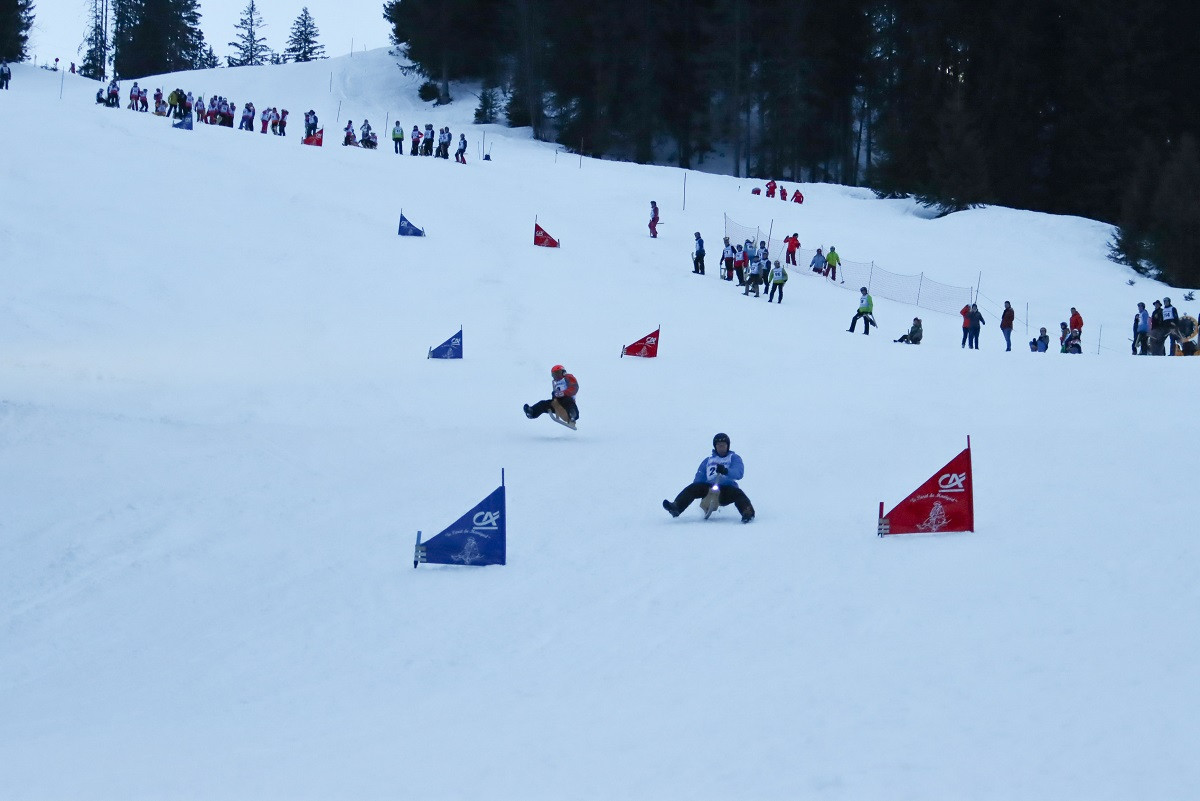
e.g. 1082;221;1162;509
975;272;982;303
1097;324;1103;355
336;100;341;122
59;70;65;100
329;72;333;92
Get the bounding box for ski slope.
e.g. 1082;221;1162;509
1;53;1197;801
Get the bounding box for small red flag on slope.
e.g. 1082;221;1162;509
621;327;660;358
534;222;560;248
878;438;974;536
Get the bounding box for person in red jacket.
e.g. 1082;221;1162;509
648;201;659;238
1000;300;1015;351
524;365;580;426
779;187;789;202
1069;307;1084;337
783;233;800;266
792;190;804;204
960;304;973;348
765;179;777;198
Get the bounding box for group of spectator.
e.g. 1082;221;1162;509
1131;297;1194;355
751;179;805;204
393;123;468;162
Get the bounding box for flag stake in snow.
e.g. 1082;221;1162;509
878;437;974;536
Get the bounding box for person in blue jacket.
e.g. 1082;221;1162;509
662;433;755;523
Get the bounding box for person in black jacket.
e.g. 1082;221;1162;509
965;304;985;349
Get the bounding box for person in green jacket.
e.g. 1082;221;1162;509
825;246;843;283
767;260;788;303
895;317;923;344
392;121;404;154
848;287;874;335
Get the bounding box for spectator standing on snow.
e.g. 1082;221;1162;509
1069;307;1084;339
410;125;421;155
825;246;842;282
1133;302;1150;355
455;133;467;163
733;244;747;286
722;237;736;281
783;233;800;266
767;260;788;303
1000;301;1015;351
849;287;874;335
964;304;985;349
392;122;404;153
692;232;706;275
649;201;659;238
1;61;12;90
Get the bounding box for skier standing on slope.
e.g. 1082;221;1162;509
662;433;755;523
648;201;660;238
524;365;580;426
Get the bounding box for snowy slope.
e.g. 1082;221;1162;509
1;53;1197;801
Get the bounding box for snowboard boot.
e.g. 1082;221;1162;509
740;505;755;524
662;499;681;518
523;403;535;419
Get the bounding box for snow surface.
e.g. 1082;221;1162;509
1;53;1198;801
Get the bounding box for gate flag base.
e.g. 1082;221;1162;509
878;437;974;536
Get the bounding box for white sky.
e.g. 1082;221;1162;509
26;0;391;67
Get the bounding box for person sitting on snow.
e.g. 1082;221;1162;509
895;318;923;344
662;433;755;523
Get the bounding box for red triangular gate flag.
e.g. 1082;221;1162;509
878;439;974;536
621;327;660;358
534;223;560;248
303;128;324;147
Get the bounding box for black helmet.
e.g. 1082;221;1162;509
713;432;730;448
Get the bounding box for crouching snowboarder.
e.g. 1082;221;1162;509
662;433;755;523
524;364;580;429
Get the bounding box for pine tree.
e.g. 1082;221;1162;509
111;0;204;78
1109;140;1162;276
78;0;108;79
0;0;36;61
284;7;324;62
198;43;218;69
1149;134;1200;288
227;0;269;67
920;88;992;215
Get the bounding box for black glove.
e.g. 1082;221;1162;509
715;465;728;475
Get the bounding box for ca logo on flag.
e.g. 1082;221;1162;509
938;472;967;493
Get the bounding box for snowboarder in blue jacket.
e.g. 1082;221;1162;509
662;433;755;522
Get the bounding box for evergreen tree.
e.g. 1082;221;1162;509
1148;135;1200;288
284;7;325;62
198;43;218;68
0;0;35;61
111;0;204;77
919;88;991;215
227;0;269;67
78;0;108;79
383;0;501;104
1110;140;1162;276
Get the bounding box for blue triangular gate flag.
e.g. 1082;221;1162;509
398;212;426;237
427;328;463;359
172;114;193;130
415;479;506;567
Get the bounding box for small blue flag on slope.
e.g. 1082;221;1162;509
172;114;193;131
427;328;463;359
415;472;506;567
398;212;426;237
